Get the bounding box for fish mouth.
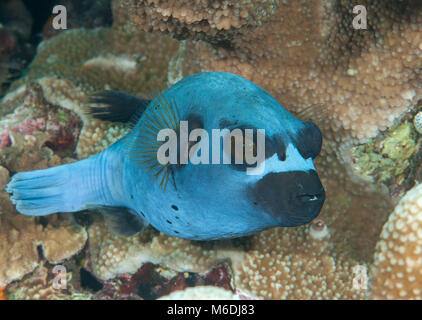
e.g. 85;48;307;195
248;170;325;226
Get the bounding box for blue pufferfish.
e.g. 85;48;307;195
6;72;325;240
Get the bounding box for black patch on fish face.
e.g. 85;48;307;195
290;122;322;159
265;134;287;161
219;119;287;164
219;127;287;172
248;170;325;226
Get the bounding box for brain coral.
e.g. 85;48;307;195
370;183;422;299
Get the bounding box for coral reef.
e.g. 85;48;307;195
1;0;421;300
5;262;92;300
370;183;422;299
0;191;87;287
87;215;225;280
39;0;112;40
115;0;279;44
86;213;367;299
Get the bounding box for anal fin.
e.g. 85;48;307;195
97;206;149;237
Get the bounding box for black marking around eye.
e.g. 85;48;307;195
265;135;286;161
290;122;322;159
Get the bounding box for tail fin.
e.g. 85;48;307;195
6;155;106;216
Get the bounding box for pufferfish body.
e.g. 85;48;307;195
6;72;325;240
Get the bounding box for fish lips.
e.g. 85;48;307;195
248;170;325;227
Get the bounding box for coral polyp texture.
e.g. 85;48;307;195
0;192;87;287
115;0;279;43
370;184;422;299
0;0;422;299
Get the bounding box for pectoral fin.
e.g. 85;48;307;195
97;206;149;237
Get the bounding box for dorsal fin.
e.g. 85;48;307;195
97;206;149;237
87;90;151;125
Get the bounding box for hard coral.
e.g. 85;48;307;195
370;183;422;299
5;262;92;300
232;226;366;300
87;214;227;280
115;0;279;44
0;192;87;287
87;213;367;299
0;82;82;171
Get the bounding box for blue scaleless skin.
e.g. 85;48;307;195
7;72;325;240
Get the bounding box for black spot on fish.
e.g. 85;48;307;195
265;134;286;161
166;220;172;224
290;121;322;159
174;230;180;234
171;205;178;211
